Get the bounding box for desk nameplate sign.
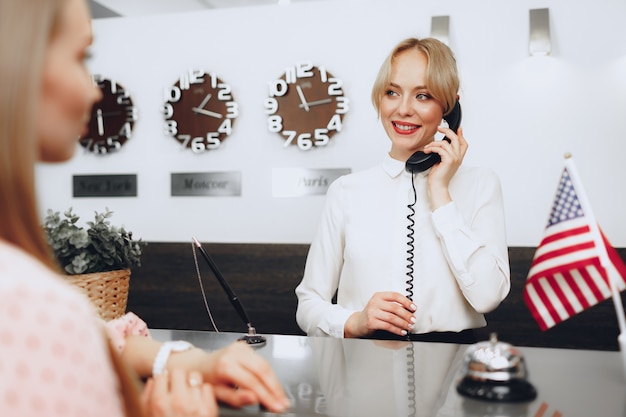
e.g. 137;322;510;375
171;172;241;197
73;174;137;197
272;168;351;197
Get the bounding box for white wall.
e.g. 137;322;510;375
36;0;626;246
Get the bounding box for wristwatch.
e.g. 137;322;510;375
152;340;194;376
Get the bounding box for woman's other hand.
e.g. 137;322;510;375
344;291;416;338
142;369;217;417
200;342;290;414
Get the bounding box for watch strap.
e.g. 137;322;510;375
152;341;194;376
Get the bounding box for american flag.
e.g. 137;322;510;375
523;164;626;331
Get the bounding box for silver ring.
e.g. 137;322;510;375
188;376;202;388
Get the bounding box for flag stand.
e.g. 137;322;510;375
565;154;626;375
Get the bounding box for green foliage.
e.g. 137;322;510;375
43;207;146;275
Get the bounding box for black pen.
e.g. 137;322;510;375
192;237;266;346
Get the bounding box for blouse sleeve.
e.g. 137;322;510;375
431;169;510;313
104;311;151;353
296;179;353;338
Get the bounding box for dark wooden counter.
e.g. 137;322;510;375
127;243;626;351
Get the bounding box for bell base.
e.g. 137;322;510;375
456;377;537;402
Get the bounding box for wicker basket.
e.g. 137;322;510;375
67;269;131;321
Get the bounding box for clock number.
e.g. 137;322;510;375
318;66;328;83
264;98;278;114
284;67;296;84
178;134;221;153
206;132;222;150
106;137;122;152
93;141;108;154
116;90;131;106
225;102;238;118
126;107;138;122
297;133;313;151
268;115;283;133
314;129;329;147
327;114;342;132
217;119;232;136
283;129;329;150
163;103;174;119
178;134;192;148
268;79;288;97
180;69;204;90
119;122;132;139
296;62;314;79
164;86;182;103
165;120;178;136
335;97;349;115
104;78;117;94
217;83;232;101
328;78;343;96
191;137;206;153
205;133;220;150
281;131;329;151
92;137;121;154
281;130;297;147
285;62;314;84
208;72;218;89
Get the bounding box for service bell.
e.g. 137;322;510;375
456;333;537;402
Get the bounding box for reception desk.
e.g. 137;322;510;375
150;329;626;417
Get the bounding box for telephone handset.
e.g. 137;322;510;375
405;100;462;173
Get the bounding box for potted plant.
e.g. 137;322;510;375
43;207;147;320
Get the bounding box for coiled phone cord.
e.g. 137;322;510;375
406;343;416;416
406;173;417;302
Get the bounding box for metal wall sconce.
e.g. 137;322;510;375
431;16;450;46
529;8;551;56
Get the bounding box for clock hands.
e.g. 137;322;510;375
192;107;223;118
95;109;122;136
295;85;310;112
296;84;333;110
299;98;333;108
192;93;223;119
96;109;104;136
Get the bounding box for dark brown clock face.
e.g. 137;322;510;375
79;76;137;154
265;62;349;150
163;69;238;153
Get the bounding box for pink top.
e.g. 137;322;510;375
104;311;151;353
0;239;126;417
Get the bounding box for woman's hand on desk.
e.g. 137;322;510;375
142;368;218;417
344;291;417;338
198;341;290;413
122;335;289;414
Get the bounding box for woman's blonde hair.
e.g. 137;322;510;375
0;0;59;269
371;37;459;116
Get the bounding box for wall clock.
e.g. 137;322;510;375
163;69;239;153
265;61;349;151
79;75;138;154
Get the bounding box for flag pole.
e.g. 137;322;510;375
563;154;626;336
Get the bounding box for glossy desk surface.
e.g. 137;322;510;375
151;329;626;417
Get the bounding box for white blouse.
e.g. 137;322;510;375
295;154;510;338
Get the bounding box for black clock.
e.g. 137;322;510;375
163;69;239;153
265;61;349;150
79;75;138;154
